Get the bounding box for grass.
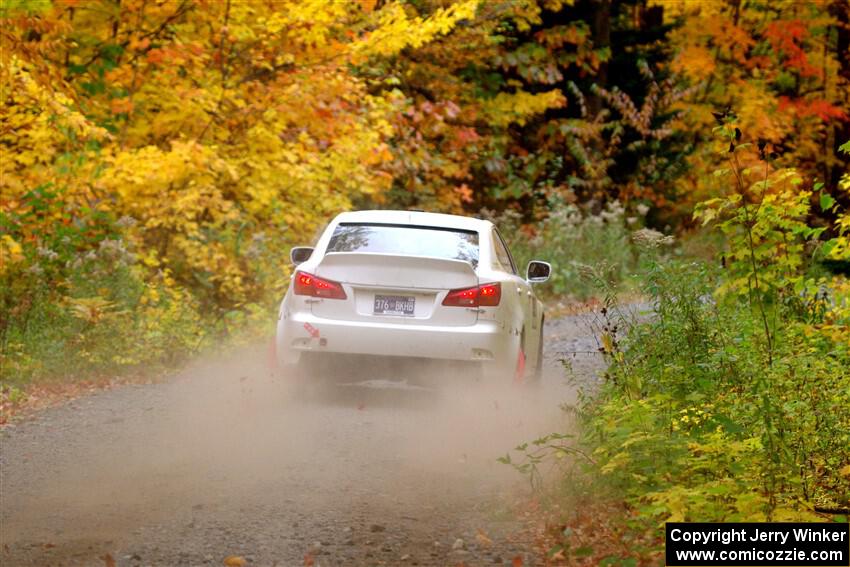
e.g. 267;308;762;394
485;201;665;301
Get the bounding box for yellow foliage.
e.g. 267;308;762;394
507;0;575;32
0;235;25;272
735;82;793;143
671;45;715;82
482;89;566;127
826;172;850;261
1;0;479;314
354;0;480;57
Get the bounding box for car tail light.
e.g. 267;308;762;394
478;282;501;306
442;282;501;307
293;271;347;299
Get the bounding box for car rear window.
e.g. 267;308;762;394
327;223;479;267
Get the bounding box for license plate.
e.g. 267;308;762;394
373;295;415;316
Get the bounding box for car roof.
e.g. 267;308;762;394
332;210;492;232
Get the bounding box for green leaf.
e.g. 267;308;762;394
547;544;564;558
805;227;826;239
0;0;51;16
574;545;594;557
820;192;836;212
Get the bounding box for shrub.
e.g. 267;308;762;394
588;260;849;523
485;201;658;300
0;187;207;385
499;134;850;564
580;130;850;526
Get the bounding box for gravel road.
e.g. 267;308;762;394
1;314;605;566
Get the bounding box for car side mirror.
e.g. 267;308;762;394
290;246;314;265
526;260;551;283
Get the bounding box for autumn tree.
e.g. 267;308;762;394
0;0;478;380
1;0;477;311
656;0;850;221
377;0;693;224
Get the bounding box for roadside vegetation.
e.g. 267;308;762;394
485;201;650;301
1;0;849;557
503;137;850;563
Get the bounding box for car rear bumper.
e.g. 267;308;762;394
276;310;514;366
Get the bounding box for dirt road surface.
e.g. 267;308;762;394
1;315;604;566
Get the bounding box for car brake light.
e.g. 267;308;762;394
293;271;347;299
478;283;501;306
442;282;501;307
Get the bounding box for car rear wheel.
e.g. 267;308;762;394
284;352;328;400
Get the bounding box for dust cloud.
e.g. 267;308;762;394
1;329;592;565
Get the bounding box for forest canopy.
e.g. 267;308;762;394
1;0;848;380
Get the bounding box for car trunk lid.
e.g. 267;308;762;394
312;252;479;326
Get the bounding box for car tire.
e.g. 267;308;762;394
285;352;321;401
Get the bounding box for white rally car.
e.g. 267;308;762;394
275;210;551;381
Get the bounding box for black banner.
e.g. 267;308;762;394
666;523;849;566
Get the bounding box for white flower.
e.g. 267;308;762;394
36;246;59;261
631;228;674;248
116;215;137;228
